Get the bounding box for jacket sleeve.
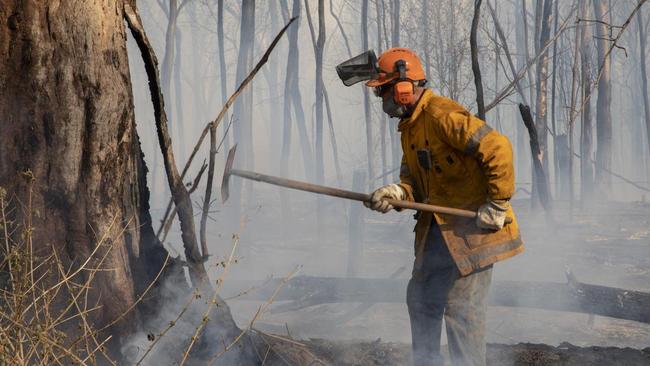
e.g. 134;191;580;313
434;110;515;200
398;154;417;202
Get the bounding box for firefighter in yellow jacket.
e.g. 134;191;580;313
337;48;524;365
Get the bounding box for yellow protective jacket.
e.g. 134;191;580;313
397;89;524;276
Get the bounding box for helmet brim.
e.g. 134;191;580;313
366;74;397;87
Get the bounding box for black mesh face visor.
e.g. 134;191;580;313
335;50;379;86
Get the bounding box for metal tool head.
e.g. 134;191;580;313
221;144;237;203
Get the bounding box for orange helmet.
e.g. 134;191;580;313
366;48;426;87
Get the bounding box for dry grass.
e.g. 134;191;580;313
0;176;311;365
0;176;122;365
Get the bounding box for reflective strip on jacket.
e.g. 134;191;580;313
397;89;524;277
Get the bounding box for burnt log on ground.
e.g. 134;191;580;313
223;275;650;324
255;336;650;366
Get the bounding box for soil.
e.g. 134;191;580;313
256;338;650;365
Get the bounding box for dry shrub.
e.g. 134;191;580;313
0;177;120;365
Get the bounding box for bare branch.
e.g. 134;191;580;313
124;2;207;285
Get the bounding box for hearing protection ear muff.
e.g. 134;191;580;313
393;60;415;105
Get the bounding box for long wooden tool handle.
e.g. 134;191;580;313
230;168;512;224
385;199;513;224
230;168;370;201
385;199;476;218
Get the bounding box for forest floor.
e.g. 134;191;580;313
158;188;650;365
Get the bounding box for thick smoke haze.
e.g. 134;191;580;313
124;0;650;363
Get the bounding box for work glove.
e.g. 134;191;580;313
364;184;406;213
476;199;510;230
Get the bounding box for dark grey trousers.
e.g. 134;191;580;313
407;223;492;366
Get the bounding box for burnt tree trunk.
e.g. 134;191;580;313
592;0;613;197
515;4;532;193
0;0;167;336
0;1;251;362
533;0;553;207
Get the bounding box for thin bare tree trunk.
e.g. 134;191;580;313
217;0;230;160
580;4;595;203
390;0;401;181
281;0;308;224
550;0;560;193
639;7;650;158
231;0;255;218
422;0;432;80
568;1;583;218
267;0;282;166
592;0;613;197
379;0;388;184
471;0;485;120
173;29;186;161
515;2;532;188
363;0;374;187
329;0;352;58
522;0;536;112
315;0;325;185
532;0;553;208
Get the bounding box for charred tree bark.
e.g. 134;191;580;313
0;3;248;361
153;0;183;196
519;104;552;215
0;0;168;334
515;4;532;191
592;0;613;197
532;0;553;207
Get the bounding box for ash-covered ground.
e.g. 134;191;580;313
156;186;650;364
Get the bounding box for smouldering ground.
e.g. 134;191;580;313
156;188;650;360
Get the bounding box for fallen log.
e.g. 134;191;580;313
222;275;650;324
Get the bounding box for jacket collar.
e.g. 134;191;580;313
397;89;434;132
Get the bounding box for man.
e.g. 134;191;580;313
336;48;524;365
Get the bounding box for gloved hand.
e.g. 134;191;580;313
476;199;510;230
364;184;406;213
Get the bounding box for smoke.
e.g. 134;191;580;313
124;0;650;363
